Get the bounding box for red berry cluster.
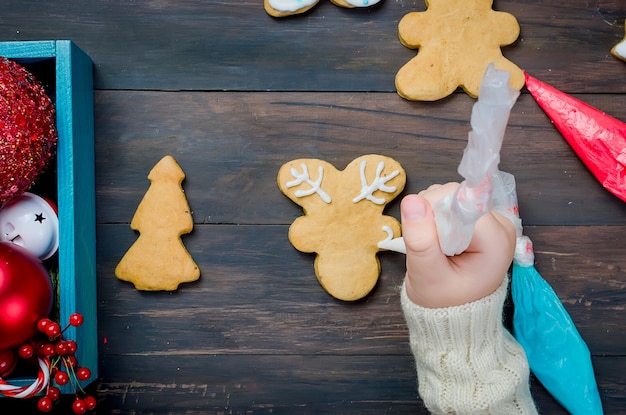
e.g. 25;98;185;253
17;313;95;414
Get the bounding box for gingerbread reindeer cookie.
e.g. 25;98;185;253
278;155;406;301
396;0;524;101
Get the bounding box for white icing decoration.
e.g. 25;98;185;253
353;160;400;205
286;163;331;203
615;37;626;60
344;0;381;7
268;0;318;12
377;226;406;254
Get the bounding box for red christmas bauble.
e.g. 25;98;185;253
0;348;17;378
0;58;58;204
0;242;53;350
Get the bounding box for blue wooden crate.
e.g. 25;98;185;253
0;40;97;393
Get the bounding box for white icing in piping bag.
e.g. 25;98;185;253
378;64;521;255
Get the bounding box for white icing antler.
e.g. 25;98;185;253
353;160;400;205
286;163;331;203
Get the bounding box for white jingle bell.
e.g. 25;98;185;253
0;192;59;260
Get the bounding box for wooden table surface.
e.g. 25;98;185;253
1;1;626;414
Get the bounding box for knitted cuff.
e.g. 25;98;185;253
401;278;537;415
401;277;510;351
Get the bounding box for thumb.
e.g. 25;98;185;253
401;194;439;255
401;194;447;277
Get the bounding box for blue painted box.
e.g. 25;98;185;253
0;41;97;393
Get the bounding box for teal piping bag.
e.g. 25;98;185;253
511;236;603;415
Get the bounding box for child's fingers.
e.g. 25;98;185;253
401;195;450;284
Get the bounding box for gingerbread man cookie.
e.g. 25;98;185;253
278;155;406;301
264;0;382;18
396;0;524;101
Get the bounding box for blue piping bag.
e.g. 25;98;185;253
512;236;603;415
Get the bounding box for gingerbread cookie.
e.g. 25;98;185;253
611;20;626;62
265;0;381;17
395;0;524;101
330;0;382;8
115;155;200;291
278;155;405;301
264;0;319;17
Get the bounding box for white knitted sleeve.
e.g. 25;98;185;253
401;278;538;415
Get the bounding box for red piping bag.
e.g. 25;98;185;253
524;72;626;202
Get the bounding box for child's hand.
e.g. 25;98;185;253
401;182;516;308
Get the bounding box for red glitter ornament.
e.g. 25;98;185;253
0;57;58;204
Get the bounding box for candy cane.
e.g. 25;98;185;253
0;357;50;399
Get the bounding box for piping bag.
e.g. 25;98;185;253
377;64;519;254
380;64;603;414
524;71;626;202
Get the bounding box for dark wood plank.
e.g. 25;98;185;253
92;356;626;415
96;224;626;356
0;1;623;92
94;91;626;226
5;354;621;414
90;218;626;415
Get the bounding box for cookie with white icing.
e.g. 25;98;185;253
265;0;382;17
611;20;626;62
330;0;382;9
277;155;405;301
264;0;319;17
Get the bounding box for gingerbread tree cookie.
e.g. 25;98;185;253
115;155;200;291
396;0;524;101
278;155;406;301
